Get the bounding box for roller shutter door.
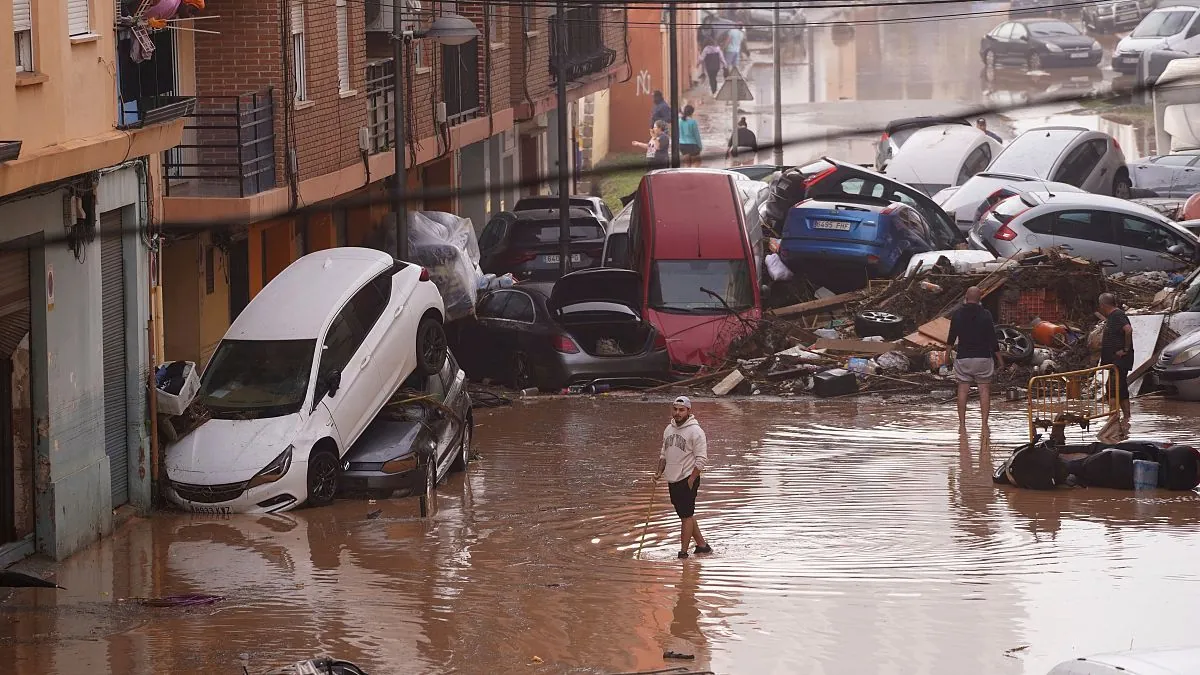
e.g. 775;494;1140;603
0;250;30;359
100;211;129;507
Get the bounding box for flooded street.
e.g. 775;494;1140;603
5;397;1200;673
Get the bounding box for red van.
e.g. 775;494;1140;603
627;170;763;372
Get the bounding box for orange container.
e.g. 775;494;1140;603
1032;320;1067;346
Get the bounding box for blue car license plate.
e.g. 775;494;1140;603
813;220;851;231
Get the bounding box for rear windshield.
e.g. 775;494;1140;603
512;219;604;245
988;130;1081;177
989;195;1031;224
649;259;754;314
514;197;594;212
1028;21;1079;36
1132;9;1196;37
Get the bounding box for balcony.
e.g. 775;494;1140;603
117;29;196;129
549;6;617;84
162;90;277;198
366;58;395;154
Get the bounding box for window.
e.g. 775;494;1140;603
477;291;511;318
13;0;32;73
522;1;532;33
67;0;89;36
1119;215;1191;256
290;0;307;102
1054;141;1104;187
1011;23;1028;40
1153;154;1199;167
319;312;361;383
336;0;350;93
499;292;535;322
1054;211;1117;243
993;23;1013;39
486;1;501;44
1024;213;1054;236
511;219;605;245
349;274;392;335
479;219;508;250
958;145;993;185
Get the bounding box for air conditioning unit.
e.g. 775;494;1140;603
367;0;421;33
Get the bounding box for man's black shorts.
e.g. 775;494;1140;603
668;476;701;519
1106;365;1131;402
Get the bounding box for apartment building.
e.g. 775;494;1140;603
0;0;192;561
160;0;631;370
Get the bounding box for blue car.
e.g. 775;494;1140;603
779;197;946;286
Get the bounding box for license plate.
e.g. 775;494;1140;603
190;505;232;515
813;220;851;231
544;254;582;264
1123;56;1139;64
1070;52;1089;59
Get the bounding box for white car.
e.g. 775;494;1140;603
1047;646;1200;674
1113;5;1200;75
985;126;1131;199
884;124;1002;197
935;173;1086;233
164;248;448;514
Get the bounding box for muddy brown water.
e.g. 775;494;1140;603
5;397;1200;674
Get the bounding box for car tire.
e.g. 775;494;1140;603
306;449;340;508
1113;169;1132;199
984;50;996;68
855;310;906;341
996;325;1035;364
1028;52;1042;71
415;316;448;377
451;412;473;473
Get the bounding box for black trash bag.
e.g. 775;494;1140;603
1066;448;1136;489
994;439;1066;490
1062;441;1200;491
158;361;190;396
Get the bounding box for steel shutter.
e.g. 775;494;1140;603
0;251;31;360
100;211;129;507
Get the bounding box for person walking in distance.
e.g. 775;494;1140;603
727;118;758;167
678;105;703;168
699;41;727;96
650;90;673;129
976;117;1003;144
1098;293;1134;435
723;23;746;75
947;286;1004;434
655;396;711;559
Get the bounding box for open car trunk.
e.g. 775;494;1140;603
550;268;654;357
560;313;653;357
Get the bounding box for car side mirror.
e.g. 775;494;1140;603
1019;34;1029;41
1168;244;1185;255
324;370;342;398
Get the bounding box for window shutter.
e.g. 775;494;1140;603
67;0;90;35
336;0;350;91
13;0;31;32
289;0;304;33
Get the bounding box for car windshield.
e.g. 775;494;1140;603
1132;10;1195;37
198;339;316;419
988;130;1081;176
649;259;754;314
512;219;604;245
1029;21;1079;36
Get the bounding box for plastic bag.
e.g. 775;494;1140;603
765;253;793;281
155;361;199;417
407;211;483;321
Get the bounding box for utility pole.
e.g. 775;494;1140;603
807;24;816;104
772;2;783;166
556;1;571;277
391;0;409;261
668;1;680;169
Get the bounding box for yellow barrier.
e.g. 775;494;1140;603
1027;364;1120;444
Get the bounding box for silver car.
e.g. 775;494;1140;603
985;126;1132;198
935;172;1085;232
968;191;1199;273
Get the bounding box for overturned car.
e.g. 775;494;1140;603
994;438;1200;491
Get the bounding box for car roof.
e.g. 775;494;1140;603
884;115;970;133
647;167;752;181
227;247;394;340
510;207;601;221
641;171;747;259
1023;191;1184;221
888;126;992;175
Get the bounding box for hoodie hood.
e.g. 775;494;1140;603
672;415;700;429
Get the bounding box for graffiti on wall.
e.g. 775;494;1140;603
636;70;652;96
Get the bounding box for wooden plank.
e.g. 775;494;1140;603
772;291;863;318
1128;313;1166;397
712;370;746;396
903;332;947;348
810;338;896;355
918;317;952;344
643;368;733;393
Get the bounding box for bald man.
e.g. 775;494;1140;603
947;286;1004;433
1098;293;1133;434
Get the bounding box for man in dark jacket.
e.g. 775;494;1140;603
1098;292;1134;435
947;286;1004;434
650;90;672;129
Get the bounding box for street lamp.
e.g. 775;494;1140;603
391;11;481;262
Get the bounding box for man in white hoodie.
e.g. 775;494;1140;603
655;396;711;559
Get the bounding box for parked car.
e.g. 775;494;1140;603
935;172;1087;231
1082;0;1160;33
450;268;670;390
1153;325;1200;400
164;248;449;514
629;169;764;371
512;195;614;223
875;115;972;171
339;351;472;499
780;197;953;289
1048;645;1200;674
987;126;1131;197
478;208;607;281
1113;5;1200;74
602;202;633;268
969;191;1199;272
1010;0;1066;18
980;19;1104;69
1128;148;1200;196
762;158;966;250
884;125;1002;196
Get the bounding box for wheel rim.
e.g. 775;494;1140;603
420;322;446;369
462;422;472;466
998;328;1031;355
310;454;338;501
862;310;901;324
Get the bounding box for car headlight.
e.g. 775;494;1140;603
381;455;418;474
1091;40;1102;50
246;446;293;489
1045;43;1063;53
1173;345;1200;365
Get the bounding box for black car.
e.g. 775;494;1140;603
759;157;965;250
449;268;670;391
339;351;473;500
1129;149;1200;197
980;19;1103;70
511;195;614;223
479;207;607;281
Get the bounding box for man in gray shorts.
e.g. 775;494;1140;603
946;286;1004;434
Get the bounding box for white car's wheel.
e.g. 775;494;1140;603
415;317;448;377
306;450;339;507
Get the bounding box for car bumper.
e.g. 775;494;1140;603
781;242;893;274
1041;52;1102;67
536;349;673;390
163;463;309;514
1112;53;1141;73
339;466;425;498
1153;364;1200;382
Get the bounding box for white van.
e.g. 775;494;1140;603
1114;5;1200;74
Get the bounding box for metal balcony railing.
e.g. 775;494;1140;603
366;58;395;154
442;42;482;125
162;90;277;199
549;6;617;84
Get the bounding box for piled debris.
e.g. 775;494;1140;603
670;250;1184;400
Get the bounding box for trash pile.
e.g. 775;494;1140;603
658;249;1181;400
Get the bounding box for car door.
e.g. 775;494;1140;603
1010;23;1031;62
1077;140;1115;194
988;23;1012;61
1133;155;1191;195
1118;213;1197;271
458;290;513;380
1052;140;1103;189
1048;209;1122;268
314;282;389;452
